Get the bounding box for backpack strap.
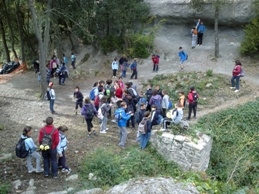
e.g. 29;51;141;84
43;126;56;135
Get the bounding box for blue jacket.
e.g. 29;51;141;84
130;62;137;70
178;50;187;61
197;23;206;33
21;135;37;154
56;131;67;154
116;108;132;127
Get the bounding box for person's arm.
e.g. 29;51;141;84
51;89;55;99
52;129;60;149
56;135;62;155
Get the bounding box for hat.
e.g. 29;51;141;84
49;82;53;87
190;86;195;90
166;110;173;119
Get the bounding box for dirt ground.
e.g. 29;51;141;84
1;24;259;193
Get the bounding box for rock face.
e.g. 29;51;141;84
144;0;254;25
150;131;212;171
105;177;199;194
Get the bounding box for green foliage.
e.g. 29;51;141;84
100;35;124;54
194;100;259;189
0;182;11;194
240;18;259;55
206;69;213;77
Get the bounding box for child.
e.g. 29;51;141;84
162;103;183;130
150;105;163;127
137;91;147;110
161;90;170;118
135;103;147;143
81;97;98;137
73;86;84;115
99;96;112;133
140;111;152;149
21;126;43;173
57;125;71;174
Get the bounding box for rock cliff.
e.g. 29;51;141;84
144;0;254;25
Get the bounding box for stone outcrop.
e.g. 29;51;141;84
105;177;199;194
144;0;254;25
150;131;212;171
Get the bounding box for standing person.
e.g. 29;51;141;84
151;54;159;72
21;126;43;174
178;47;188;71
135;103;147;143
48;82;56;114
71;53;76;69
187;86;199;120
63;53;68;66
81;97;98;137
130;58;138;79
119;55;128;71
111;58;119;78
121;61;129;78
38;117;59;178
73;86;84;115
149;89;162;113
56;62;67;85
140;111;152;149
117;76;125;91
49;55;58;77
57;125;71;174
99;96;112;134
123;91;136;129
89;82;99;101
178;91;186;108
116;102;134;149
230;60;242;93
161;90;170;118
191;27;198;49
145;84;153;111
197;19;206;46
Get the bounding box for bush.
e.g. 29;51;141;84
100;35;124;54
240;18;259;55
0;182;11;194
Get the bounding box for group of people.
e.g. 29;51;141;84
21;117;70;178
191;19;206;49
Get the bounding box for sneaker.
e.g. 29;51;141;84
100;130;107;134
62;168;71;174
160;128;166;132
58;166;63;169
44;174;49;178
88;134;92;138
230;87;235;89
111;119;116;123
106;128;109;131
234;90;239;93
28;168;36;173
53;176;58;179
36;168;44;173
197;44;200;46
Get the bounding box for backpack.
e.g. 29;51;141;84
168;99;173;109
97;104;105;120
15;138;29;158
89;88;96;101
94;94;101;107
129;88;139;104
40;127;55;150
82;105;94;118
153;99;161;110
240;68;245;77
44;90;51;101
192;92;198;103
114;109;122;123
182;51;188;60
138;118;148;134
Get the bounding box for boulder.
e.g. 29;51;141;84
144;0;254;25
105;177;199;194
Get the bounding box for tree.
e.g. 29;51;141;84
0;17;10;63
28;0;52;94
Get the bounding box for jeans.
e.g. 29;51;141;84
59;75;66;84
140;132;151;149
42;149;58;177
27;151;42;172
197;33;203;45
188;102;197;119
231;75;240;90
153;64;158;72
71;61;76;69
112;69;117;77
192;35;197;47
100;116;108;132
50;99;55;113
127;115;135;128
58;150;69;169
121;70;126;78
130;70;137;79
118;126;127;147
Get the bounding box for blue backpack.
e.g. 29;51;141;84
168;100;173;109
89;88;96;101
114;109;123;123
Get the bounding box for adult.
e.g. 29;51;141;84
73;86;84;115
116;102;134;149
48;82;56;114
130;58;138;79
21;126;43;173
162;103;183;130
187;86;199;120
197;19;206;46
111;58;119;79
151;54;159;72
230;60;242;93
71;53;76;69
178;47;188;71
38;117;59;178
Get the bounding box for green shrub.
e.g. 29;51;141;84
0;182;11;194
206;69;213;77
240;18;259;55
100;35;123;54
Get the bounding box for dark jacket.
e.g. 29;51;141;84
82;103;97;119
74;91;84;103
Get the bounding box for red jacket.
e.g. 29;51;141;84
187;90;198;104
115;87;123;98
152;56;159;65
232;65;241;76
38;125;59;149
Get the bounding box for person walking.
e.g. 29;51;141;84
71;53;76;69
116;102;134;149
230;60;242;93
187;86;199;120
178;47;188;71
48;82;56;114
73;86;84;115
111;58;119;78
21;126;44;174
38;117;59;178
99;96;112;133
197;19;206;46
130;58;138;79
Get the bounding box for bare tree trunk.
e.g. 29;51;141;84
3;0;18;59
0;18;10;63
16;0;25;63
214;6;219;58
29;0;52;95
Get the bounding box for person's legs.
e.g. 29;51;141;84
135;70;138;79
193;103;197;118
118;126;127;147
26;154;34;172
153;64;155;72
188;104;193;119
162;108;166;118
31;151;42;172
58;75;62;85
236;76;240;90
130;71;134;79
50;149;58;177
131;115;135;128
200;33;203;45
155;65;159;72
60;151;68;169
42;150;50;176
50;99;55;113
231;76;236;87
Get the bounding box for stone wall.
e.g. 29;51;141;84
150;131;212;171
144;0;254;25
